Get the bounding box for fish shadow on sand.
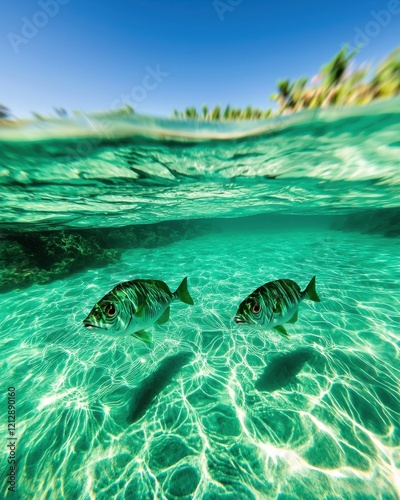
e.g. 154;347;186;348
255;347;316;393
126;351;194;424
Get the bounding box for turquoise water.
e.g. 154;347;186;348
1;100;400;499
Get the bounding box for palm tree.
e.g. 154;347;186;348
54;107;68;118
334;65;369;105
229;108;240;120
184;107;198;119
321;46;357;87
171;45;400;120
223;104;231;120
291;77;308;110
370;47;400;98
32;111;46;120
271;79;295;112
240;105;251;119
0;105;10;119
210;105;221;120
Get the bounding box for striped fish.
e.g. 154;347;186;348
83;277;194;344
234;276;320;338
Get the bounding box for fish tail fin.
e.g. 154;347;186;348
174;277;194;305
303;276;321;302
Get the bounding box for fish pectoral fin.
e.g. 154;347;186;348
287;309;298;324
131;330;153;345
156;307;170;324
273;325;289;339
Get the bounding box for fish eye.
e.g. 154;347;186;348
104;303;116;317
251;302;261;314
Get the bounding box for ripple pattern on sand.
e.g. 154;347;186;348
1;228;399;499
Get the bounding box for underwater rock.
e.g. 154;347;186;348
332;208;400;237
0;219;209;292
0;230;120;292
101;219;209;249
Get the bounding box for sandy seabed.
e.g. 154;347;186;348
1;227;399;499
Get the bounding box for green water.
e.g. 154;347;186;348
1;101;400;499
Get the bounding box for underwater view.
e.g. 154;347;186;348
1;97;400;499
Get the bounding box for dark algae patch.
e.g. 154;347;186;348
0;230;120;292
0;219;207;292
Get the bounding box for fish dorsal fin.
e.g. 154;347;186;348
131;330;153;345
287;309;298;324
156;307;170;324
273;325;289;339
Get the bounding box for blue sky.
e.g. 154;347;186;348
1;0;399;118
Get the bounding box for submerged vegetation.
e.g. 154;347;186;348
0;231;120;292
0;220;207;292
173;46;400;120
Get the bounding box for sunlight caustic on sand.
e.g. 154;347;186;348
1;229;399;499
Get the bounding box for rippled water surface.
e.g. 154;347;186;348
1;101;399;499
1;98;400;230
